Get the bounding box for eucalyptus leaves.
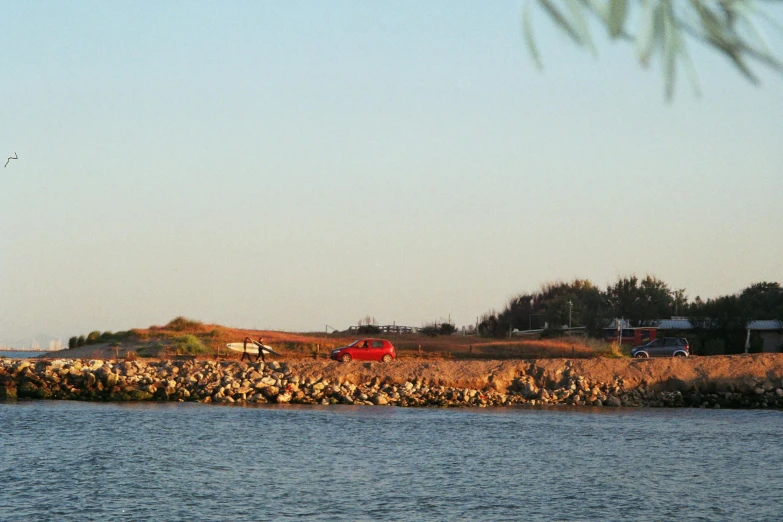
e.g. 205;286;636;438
524;0;783;99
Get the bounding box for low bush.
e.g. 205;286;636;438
419;323;457;337
357;324;381;334
173;334;209;355
165;317;203;332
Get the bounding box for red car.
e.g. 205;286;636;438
330;338;397;363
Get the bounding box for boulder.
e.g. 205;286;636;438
262;386;280;399
0;383;17;399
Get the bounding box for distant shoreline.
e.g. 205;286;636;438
0;349;51;353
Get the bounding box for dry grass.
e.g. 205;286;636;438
392;336;603;360
108;321;615;361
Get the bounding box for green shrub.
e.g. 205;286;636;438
357;324;381;334
68;337;78;350
419;322;456;336
86;331;102;344
77;335;86;347
438;323;457;335
166;316;203;331
419;325;439;337
173;334;209;355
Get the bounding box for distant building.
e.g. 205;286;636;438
346;324;416;334
601;317;783;353
747;320;783;353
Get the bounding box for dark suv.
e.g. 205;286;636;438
632;337;689;358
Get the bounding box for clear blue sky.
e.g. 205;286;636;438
2;1;782;347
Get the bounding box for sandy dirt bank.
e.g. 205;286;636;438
282;353;783;393
34;350;783;394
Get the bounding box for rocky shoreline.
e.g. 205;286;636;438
2;356;783;409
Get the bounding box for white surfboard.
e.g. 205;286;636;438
225;342;280;356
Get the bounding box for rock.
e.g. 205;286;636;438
605;395;622;407
262;386;280;399
127;390;153;401
0;384;17;399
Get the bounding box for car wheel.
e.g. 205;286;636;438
635;352;648;358
674;352;686;357
381;354;392;363
340;353;352;363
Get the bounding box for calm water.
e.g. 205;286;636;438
0;351;49;359
1;401;782;521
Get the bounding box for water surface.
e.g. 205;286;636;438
0;351;49;359
1;401;781;521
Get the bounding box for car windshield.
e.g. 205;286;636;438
348;340;362;347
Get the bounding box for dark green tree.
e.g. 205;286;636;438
738;282;783;320
490;279;607;337
606;275;673;325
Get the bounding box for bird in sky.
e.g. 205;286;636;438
5;152;18;168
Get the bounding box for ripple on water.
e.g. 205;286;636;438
1;402;782;521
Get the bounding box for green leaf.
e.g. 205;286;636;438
636;0;657;65
538;0;583;46
567;1;596;55
662;1;677;101
608;0;628;38
673;10;701;97
523;2;543;70
583;0;610;26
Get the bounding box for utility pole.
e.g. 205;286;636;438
568;300;573;335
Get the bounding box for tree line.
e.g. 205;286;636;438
478;277;783;354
